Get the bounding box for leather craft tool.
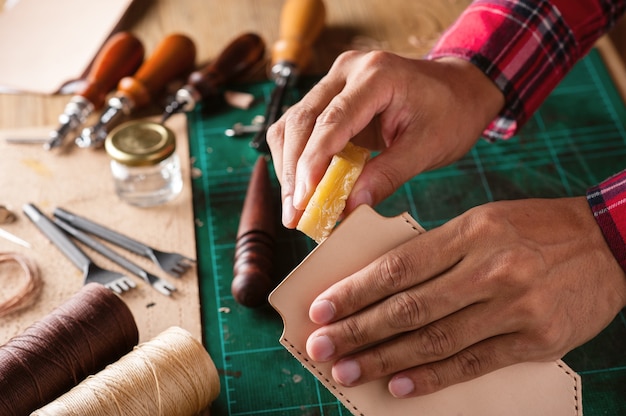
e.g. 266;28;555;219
232;156;277;307
23;203;136;294
44;32;144;150
269;205;582;416
161;32;266;123
249;0;326;151
53;207;196;278
75;33;196;148
53;217;177;296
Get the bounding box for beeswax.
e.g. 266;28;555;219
297;142;370;242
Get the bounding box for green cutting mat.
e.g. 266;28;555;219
189;48;626;415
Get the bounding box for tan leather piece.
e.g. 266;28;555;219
0;0;132;93
269;205;582;416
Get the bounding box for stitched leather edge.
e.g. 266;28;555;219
281;337;365;416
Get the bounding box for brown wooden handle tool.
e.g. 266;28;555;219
44;32;144;150
250;0;326;151
162;32;266;122
117;33;197;109
232;156;277;307
81;32;145;109
75;33;197;148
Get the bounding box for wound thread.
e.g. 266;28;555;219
0;252;42;317
0;283;138;416
32;326;221;416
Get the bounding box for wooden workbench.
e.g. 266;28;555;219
1;0;625;345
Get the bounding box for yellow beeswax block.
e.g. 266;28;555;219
297;142;370;243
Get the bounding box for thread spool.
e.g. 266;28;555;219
33;326;221;416
0;283;138;416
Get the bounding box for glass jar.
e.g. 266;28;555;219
105;121;183;207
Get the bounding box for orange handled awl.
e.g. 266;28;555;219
250;0;326;152
161;32;266;123
75;33;196;148
44;32;144;150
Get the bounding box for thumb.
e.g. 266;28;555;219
346;151;416;213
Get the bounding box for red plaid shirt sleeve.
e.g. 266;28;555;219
427;0;626;272
428;0;626;140
587;171;626;271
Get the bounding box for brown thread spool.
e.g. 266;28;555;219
0;283;138;416
32;326;220;416
232;156;277;307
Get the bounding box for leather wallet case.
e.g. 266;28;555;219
269;205;582;416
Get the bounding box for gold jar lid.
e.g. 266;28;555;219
105;120;176;166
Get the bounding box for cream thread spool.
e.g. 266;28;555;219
32;326;220;416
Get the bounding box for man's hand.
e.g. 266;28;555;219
305;197;626;397
266;52;504;228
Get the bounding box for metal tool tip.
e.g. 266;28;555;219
75;127;101;148
161;111;172;124
162;100;182;123
43;141;55;151
43;134;63;150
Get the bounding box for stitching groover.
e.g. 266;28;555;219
282;337;364;415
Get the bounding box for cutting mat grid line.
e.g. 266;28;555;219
189;48;626;415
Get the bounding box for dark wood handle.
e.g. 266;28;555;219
117;33;196;108
232;156;277;307
80;32;144;109
188;32;265;98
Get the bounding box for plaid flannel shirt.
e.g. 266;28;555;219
428;0;626;271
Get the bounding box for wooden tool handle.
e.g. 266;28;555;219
188;32;265;98
271;0;326;70
79;32;144;110
232;156;277;307
117;33;196;108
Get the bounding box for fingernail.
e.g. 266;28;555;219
282;196;296;227
307;335;335;361
333;359;361;386
310;299;335;324
389;376;415;398
293;181;307;209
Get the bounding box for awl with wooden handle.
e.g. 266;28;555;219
161;32;266;123
250;0;326;152
232;156;277;307
43;32;144;150
75;33;196;148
